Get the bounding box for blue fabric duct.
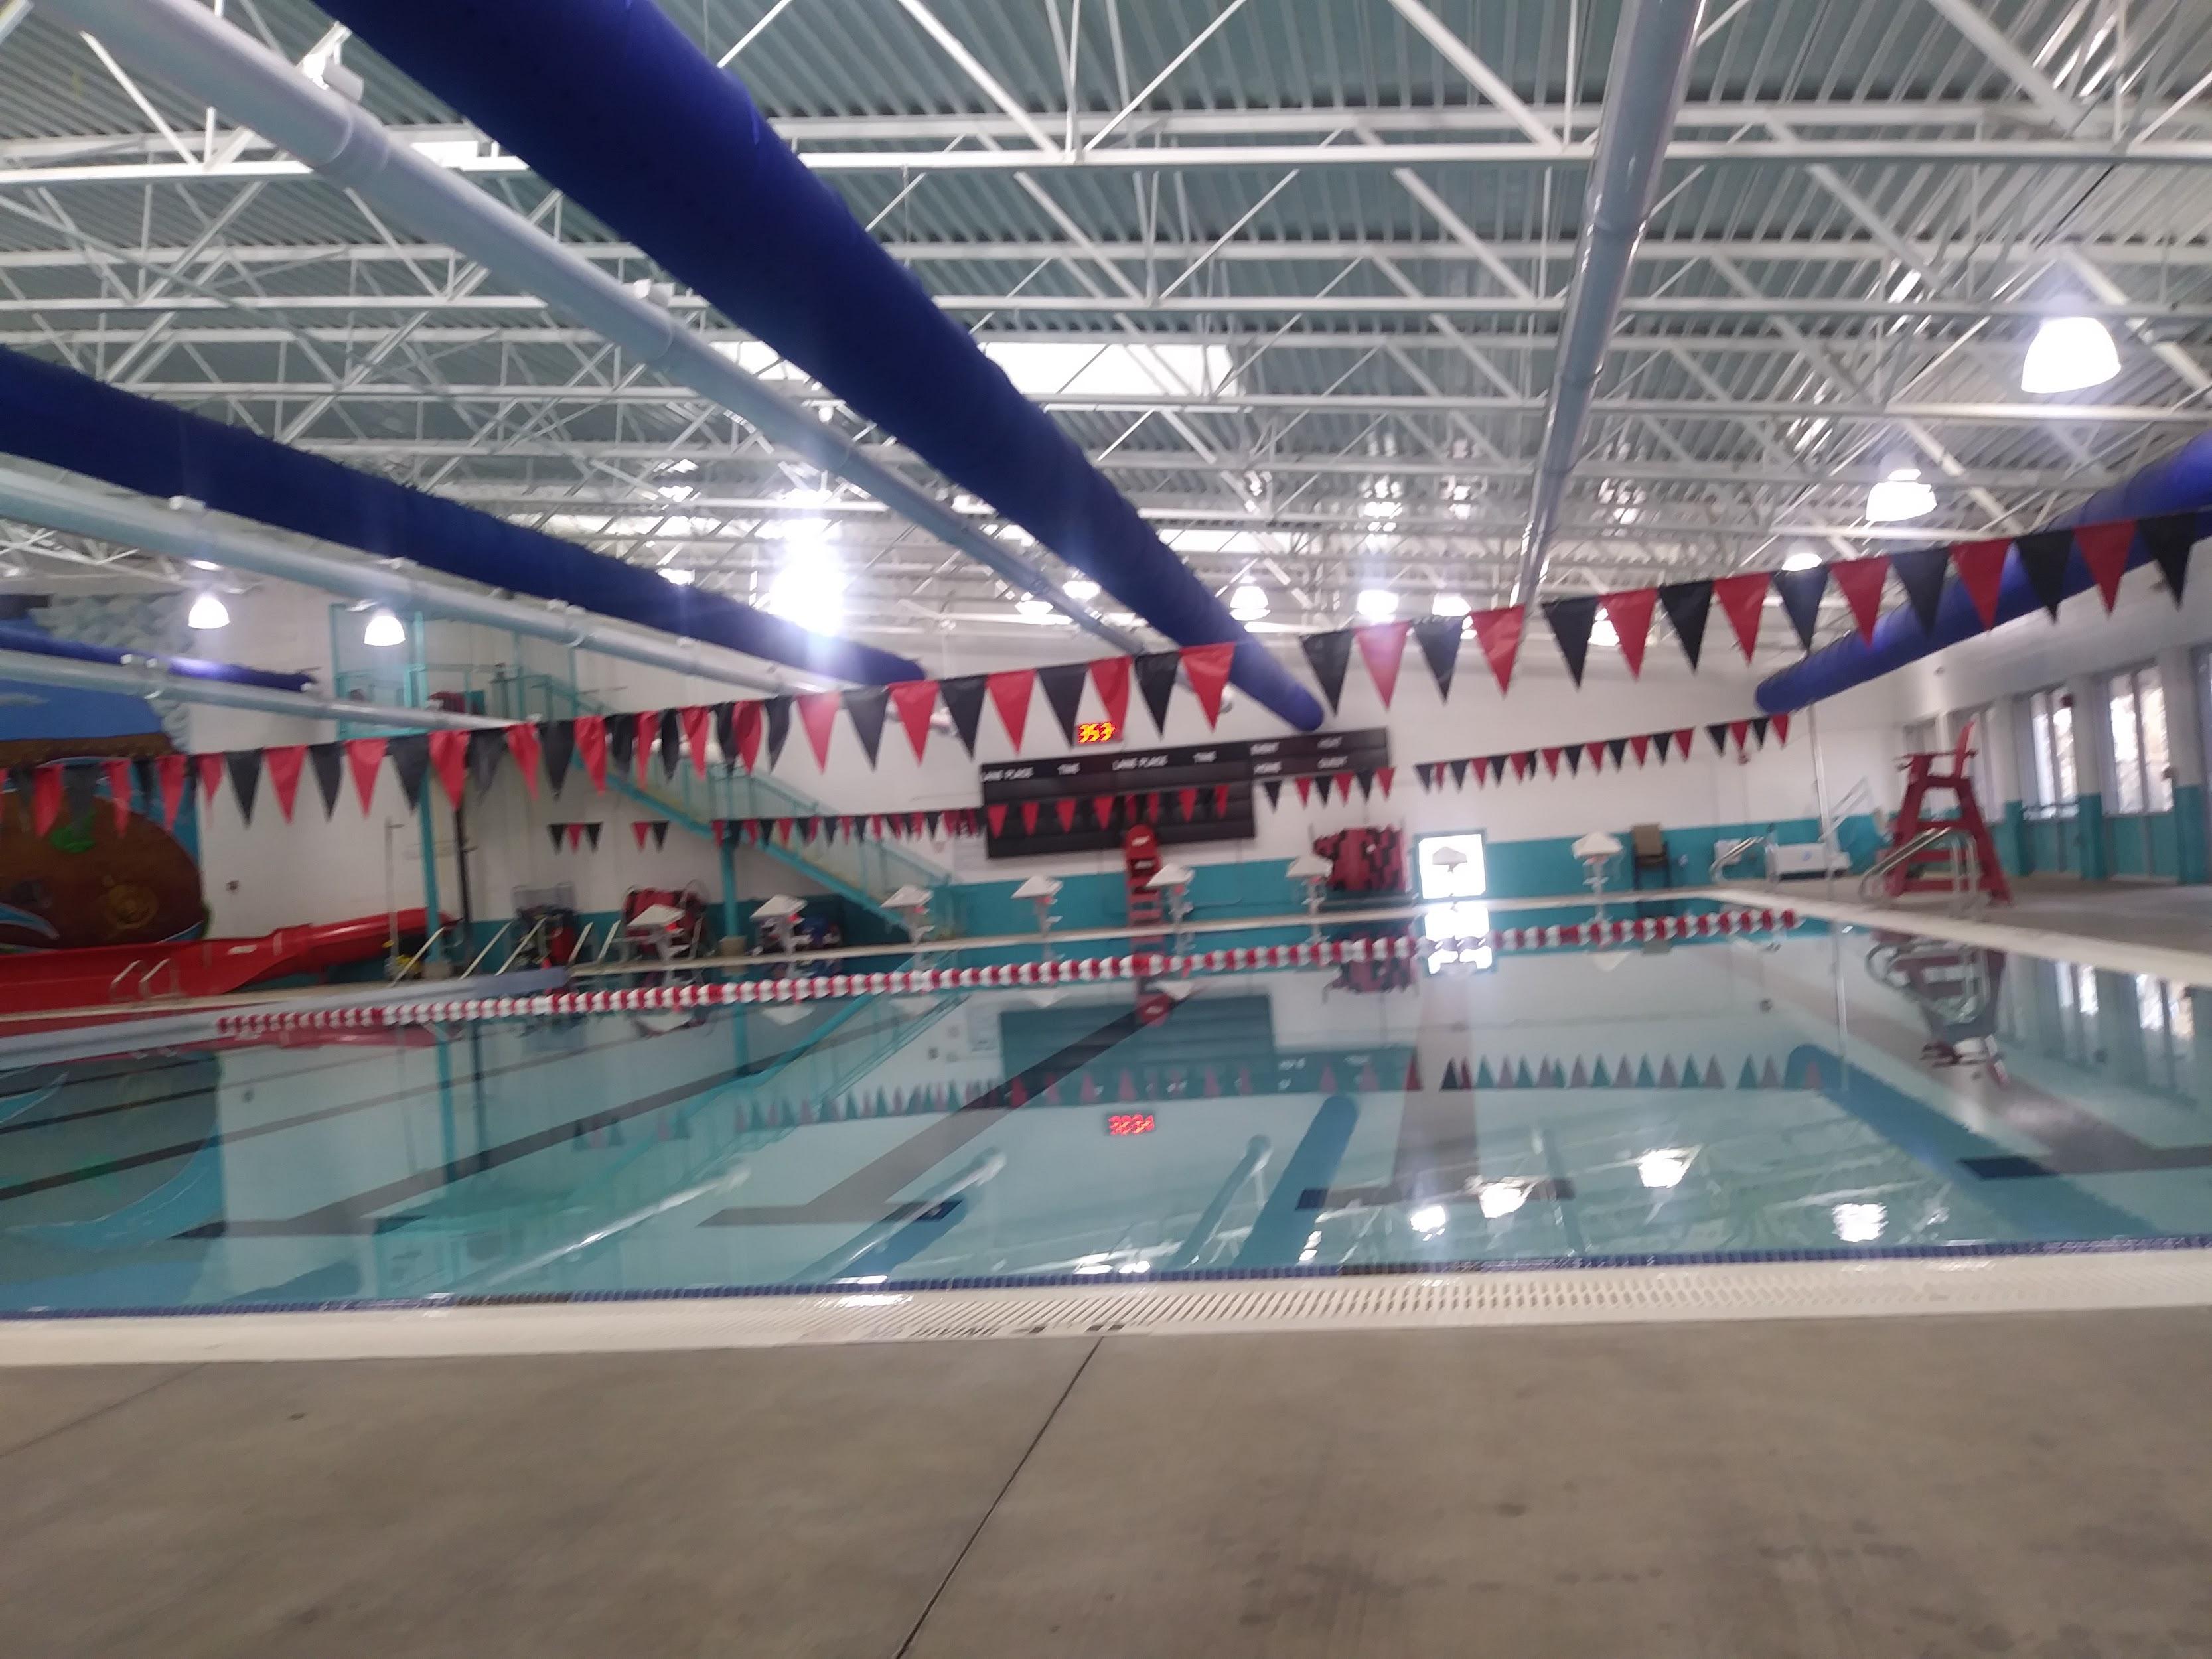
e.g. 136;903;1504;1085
0;348;921;685
317;0;1324;733
1757;431;2212;713
0;619;313;691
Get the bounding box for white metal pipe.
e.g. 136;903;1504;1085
37;0;1135;653
0;462;798;695
0;646;500;730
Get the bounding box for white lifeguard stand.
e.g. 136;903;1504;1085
1287;849;1332;943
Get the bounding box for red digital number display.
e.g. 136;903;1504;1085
1104;1111;1157;1137
1075;719;1118;745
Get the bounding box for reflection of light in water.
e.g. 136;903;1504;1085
1477;1181;1528;1220
1299;1227;1323;1263
1638;1149;1690;1189
1833;1202;1887;1243
1408;1203;1448;1234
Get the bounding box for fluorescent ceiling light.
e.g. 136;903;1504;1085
660;567;696;586
766;561;846;632
1867;468;1936;523
363;607;406;648
186;592;229;630
2022;315;2120;394
1355;588;1398;622
1063;577;1101;601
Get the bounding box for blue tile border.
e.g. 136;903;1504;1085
8;1233;2212;1321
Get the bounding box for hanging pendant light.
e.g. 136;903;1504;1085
2021;315;2120;394
363;607;406;647
186;592;230;630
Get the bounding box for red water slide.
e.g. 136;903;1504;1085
0;910;442;1015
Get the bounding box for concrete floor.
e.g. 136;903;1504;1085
1996;879;2212;956
7;1312;2212;1657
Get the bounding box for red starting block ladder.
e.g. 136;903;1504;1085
1880;719;2012;905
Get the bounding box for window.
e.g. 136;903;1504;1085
1951;706;1994;806
1901;717;1939;756
2024;687;2079;806
2134;974;2197;1096
1415;832;1492;972
2106;666;2173;814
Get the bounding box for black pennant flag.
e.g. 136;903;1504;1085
2126;513;2190;603
2016;530;2073;618
1299;630;1355;711
1542;595;1599;686
1706;723;1729;756
1607;737;1629;767
2139;512;2196;603
1449;757;1470;789
938;676;988;756
1658;580;1713;670
925;809;942;837
1134;651;1181;735
307;741;344;818
1412;616;1463;700
62;760;98;828
1772;567;1828;651
541;720;575;794
584;822;603;851
606;715;636;776
657;709;682;778
1749;715;1771;748
548;823;565;853
762;695;793;767
1563;745;1581;776
1891;546;1949;633
467;728;506;794
712;703;737;769
1037;662;1088;747
842;686;890;768
224;749;262;824
388;734;430;811
1262;779;1282;809
650;821;669;850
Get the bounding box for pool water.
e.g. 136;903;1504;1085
3;926;2208;1312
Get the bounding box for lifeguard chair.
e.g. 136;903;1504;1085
1875;719;2012;906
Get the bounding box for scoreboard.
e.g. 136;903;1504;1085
978;728;1391;859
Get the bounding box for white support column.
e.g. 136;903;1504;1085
2067;674;2110;879
2156;646;2208;883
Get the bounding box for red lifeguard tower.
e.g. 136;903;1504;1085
1122;823;1166;952
1878;719;2012;906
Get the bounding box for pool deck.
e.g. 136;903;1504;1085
7;1311;2212;1656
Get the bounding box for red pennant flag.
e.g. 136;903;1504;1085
573;715;608;792
1830;557;1889;642
1180;642;1235;727
796;691;841;768
1773;713;1791;746
986;802;1009;836
1295;775;1313;806
263;744;306;822
633;711;656;779
567;822;585;850
1177;786;1199;821
986;669;1035;751
632;820;650;849
1541;747;1562;777
1212;784;1230;817
155;752;188;828
887;680;938;760
680;705;711;776
195;752;224;804
1601;587;1657;677
777;818;796;844
1092;794;1116;828
1376;766;1394;798
1712;572;1769;662
1512;752;1533;780
1019;800;1041;835
1088;655;1131;733
504;722;542;798
1585;743;1605;772
1055;798;1078;832
731;702;763;773
1949;537;2011;628
2076;520;2135;611
31;762;62;837
427;728;469;810
1353;622;1411;707
1470;605;1524;693
1630;733;1651;766
101;757;132;833
1729;719;1751;751
1674;728;1694;760
344;739;385;814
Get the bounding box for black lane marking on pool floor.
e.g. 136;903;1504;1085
705;1006;1160;1227
177;1011;893;1238
0;1046;400;1140
0;1007;855;1218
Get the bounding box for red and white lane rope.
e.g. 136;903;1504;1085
214;907;1798;1036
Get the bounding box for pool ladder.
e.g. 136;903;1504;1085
1858;824;1987;917
106;957;183;1002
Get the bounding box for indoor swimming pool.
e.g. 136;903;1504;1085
3;922;2208;1315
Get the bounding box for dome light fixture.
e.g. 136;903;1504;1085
1355;587;1398;622
363;607;406;648
2021;315;2120;394
1229;582;1269;620
1866;466;1936;524
1430;592;1470;617
1781;547;1822;572
186;592;230;630
1064;577;1101;601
